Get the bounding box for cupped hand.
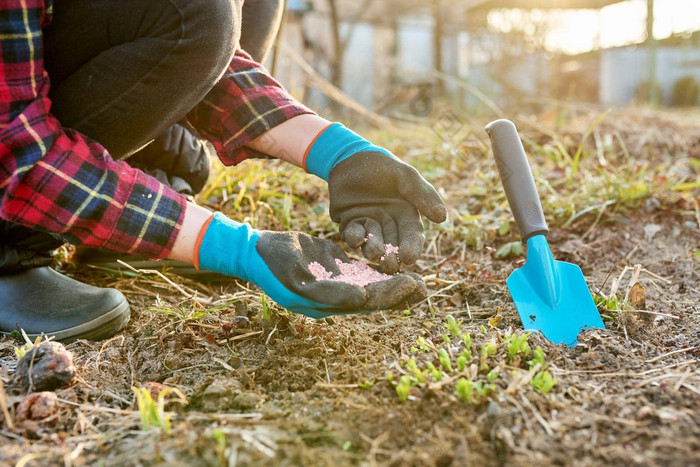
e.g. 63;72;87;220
327;151;447;273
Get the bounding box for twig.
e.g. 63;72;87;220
0;380;14;431
519;394;554;437
215;330;263;346
265;324;278;345
116;260;197;300
640;268;672;284
645;346;699;363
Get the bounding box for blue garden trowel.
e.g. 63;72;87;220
485;119;605;346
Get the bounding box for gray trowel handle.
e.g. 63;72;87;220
485;119;548;242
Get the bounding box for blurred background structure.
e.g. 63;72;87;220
266;0;700;118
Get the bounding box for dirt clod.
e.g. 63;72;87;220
14;341;77;392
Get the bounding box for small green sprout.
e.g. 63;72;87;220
260;293;274;320
212;428;227;463
462;332;472;349
426;362;443;382
13;329;41;361
402;309;412;317
406;358;427;383
442;333;451;344
342;441;353;451
133;386;176;432
530;347;546;368
479;324;487;334
444;315;463;339
455;378;474;403
358;378;376;390
416;336;431;352
505;333;531;359
386;372;394;383
457;354;468;372
410;347;419;354
438;348;453;373
396;375;412;402
531;370;557;394
483;341;498;357
475;382;495;399
486;369;500;381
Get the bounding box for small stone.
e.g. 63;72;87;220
487;401;501;418
644;197;660;212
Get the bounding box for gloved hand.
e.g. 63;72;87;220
304;123;447;273
195;213;427;318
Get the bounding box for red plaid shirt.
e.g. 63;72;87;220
0;0;312;258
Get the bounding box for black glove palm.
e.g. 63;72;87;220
328;151;447;273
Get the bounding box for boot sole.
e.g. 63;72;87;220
2;300;131;344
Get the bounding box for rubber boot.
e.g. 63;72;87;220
0;267;130;343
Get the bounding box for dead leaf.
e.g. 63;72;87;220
628;282;646;310
488;315;503;328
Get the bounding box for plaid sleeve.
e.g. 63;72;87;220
0;0;186;259
187;49;314;166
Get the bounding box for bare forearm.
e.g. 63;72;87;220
246;114;331;167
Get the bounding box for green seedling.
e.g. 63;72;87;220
462;332;472;349
386;372;394;383
482;341;498;358
396;375;412;402
444;315;463;339
594;294;623;321
416;336;431;352
486;368;500;382
529;347;546;368
442;333;451;344
342;441;353;451
406;358;427;384
455;378;474;404
260;293;274;320
13;329;42;361
212;428;227;465
531;370;557;394
426;362;443;382
495;241;524;259
438;348;453;373
457;354;469;372
479;325;486;334
475;381;496;399
358;378;376;390
505;333;531;361
133;386;176;432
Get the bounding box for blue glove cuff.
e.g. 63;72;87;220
304;123;394;181
198;213;257;281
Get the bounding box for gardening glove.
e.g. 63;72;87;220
195;213;427;318
304;123;447;273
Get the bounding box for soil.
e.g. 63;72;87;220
1;209;697;466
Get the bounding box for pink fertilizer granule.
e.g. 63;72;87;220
384;243;399;255
308;259;391;287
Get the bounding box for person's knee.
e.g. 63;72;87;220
181;0;242;76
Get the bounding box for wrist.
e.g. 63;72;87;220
168;202;214;263
303;123;394;181
195;213;258;280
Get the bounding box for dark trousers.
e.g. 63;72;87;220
0;0;284;273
